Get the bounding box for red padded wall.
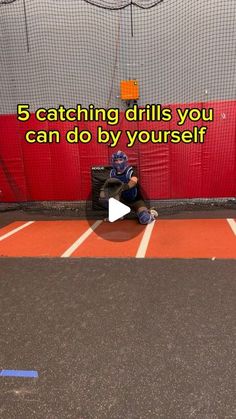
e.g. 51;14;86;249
0;101;235;202
201;101;236;197
168;102;203;198
0;115;28;201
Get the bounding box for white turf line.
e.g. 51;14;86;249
227;218;236;236
136;220;156;258
61;220;103;258
0;221;35;242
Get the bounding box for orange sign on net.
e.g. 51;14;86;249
120;80;139;100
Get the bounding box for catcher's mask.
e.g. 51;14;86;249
111;150;128;173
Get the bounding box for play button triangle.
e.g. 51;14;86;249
108;198;131;222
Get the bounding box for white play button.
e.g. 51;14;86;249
108;198;131;222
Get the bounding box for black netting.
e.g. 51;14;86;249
82;0;163;10
1;0;235;109
0;0;235;213
0;0;163;8
0;0;16;4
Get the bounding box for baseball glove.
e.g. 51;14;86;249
100;178;124;201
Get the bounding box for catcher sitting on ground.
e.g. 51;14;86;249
99;150;158;224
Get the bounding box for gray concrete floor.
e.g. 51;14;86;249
1;258;236;419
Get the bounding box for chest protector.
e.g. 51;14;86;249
110;166;138;201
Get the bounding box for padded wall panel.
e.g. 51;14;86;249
168;103;203;198
0;115;27;201
0;101;235;202
136;118;171;199
78;120;109;200
201;101;236;197
19;114;54;201
48;120;82;200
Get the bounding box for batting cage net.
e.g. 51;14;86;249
0;0;235;215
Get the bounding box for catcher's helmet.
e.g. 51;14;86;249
111;150;128;173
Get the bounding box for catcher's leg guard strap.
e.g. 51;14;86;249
138;210;153;225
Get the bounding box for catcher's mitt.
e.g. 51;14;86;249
100;178;124;201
